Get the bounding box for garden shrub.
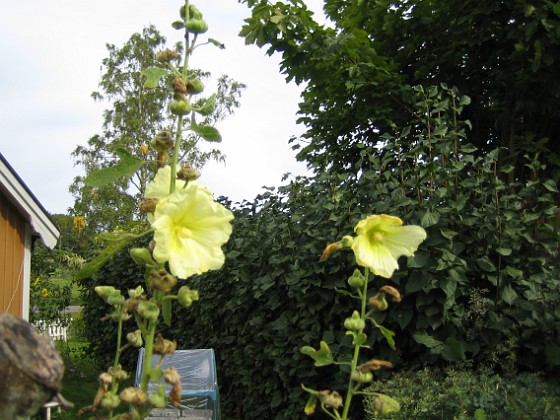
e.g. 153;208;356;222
364;368;560;419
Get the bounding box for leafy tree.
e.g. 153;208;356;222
70;25;245;235
239;0;560;180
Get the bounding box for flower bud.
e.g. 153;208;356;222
380;285;402;303
130;248;157;267
111;365;130;382
99;372;112;387
156;49;178;63
185;19;208;34
127;329;143;348
368;293;389;311
107;293;125;306
136;300;160;321
344;310;365;331
128;286;144;299
163;367;181;384
347;269;366;289
177;164;200;181
148;384;166;408
95;286;119;299
172;77;187;95
139;198;159;214
152;131;174;152
178;286;199;307
150;269;177;293
169;99;192;115
318;390;343;409
186;78;204;95
351;370;374;383
304;395;318;416
119;387;147;405
101;392;120;409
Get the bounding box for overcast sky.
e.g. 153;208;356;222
0;0;324;214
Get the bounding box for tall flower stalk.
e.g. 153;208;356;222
302;214;426;419
76;1;233;418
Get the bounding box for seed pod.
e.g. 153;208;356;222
136;300;160;321
101;392;120;409
344;310;365;331
351;370;374;383
130;248;156;266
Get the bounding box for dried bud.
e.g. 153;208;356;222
150;269;177;293
318;390;343;409
178;285;199;308
152;130;174;152
136;300;160;321
99;372;112;388
380;285;402;303
139;198;159;214
111;365;130;382
177;164;200;181
163;367;181;384
156;49;178;63
124;297;140;313
358;359;393;372
119;387;147;405
153;333;177;355
319;236;353;261
371;393;401;416
169;381;182;407
172;77;187;95
127;329;143;348
368;293;389;311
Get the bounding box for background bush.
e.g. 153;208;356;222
364;369;560;419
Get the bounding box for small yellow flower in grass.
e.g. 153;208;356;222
352;214;426;278
41;288;48;298
139;144;149;154
33;277;40;286
150;180;234;279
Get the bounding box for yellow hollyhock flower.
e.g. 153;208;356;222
145;165;186;200
150;181;233;279
352;214;426;278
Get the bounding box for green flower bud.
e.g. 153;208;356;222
127;329;143;348
181;4;202;19
136;300;160;321
185;19;208;34
130;248;156;267
304;396;318;416
344;310;365;331
128;286;144;299
351;370;374;383
107;293;125;305
178;286;199;308
148;384;166;408
101;392;121;409
95;286;119;299
186;78;204;95
348;269;366;289
156;49;178;63
169;99;192;115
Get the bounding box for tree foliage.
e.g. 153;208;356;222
240;0;560;179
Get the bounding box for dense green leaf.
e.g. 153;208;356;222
141;66;170;88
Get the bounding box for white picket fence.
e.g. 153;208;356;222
33;319;69;341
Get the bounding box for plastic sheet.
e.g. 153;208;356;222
135;348;220;419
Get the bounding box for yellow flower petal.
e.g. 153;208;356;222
145;166;186;200
351;214;426;278
151;181;233;279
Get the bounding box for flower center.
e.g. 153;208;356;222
371;231;384;242
177;227;193;239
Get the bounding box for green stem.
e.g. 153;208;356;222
140;319;157;391
341;268;370;419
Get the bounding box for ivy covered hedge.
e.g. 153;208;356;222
80;86;559;419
